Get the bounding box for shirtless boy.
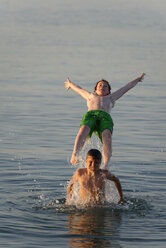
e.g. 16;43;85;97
66;149;123;205
64;73;145;169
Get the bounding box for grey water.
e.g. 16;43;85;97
0;0;166;247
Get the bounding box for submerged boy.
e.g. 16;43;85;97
64;73;145;169
66;149;123;205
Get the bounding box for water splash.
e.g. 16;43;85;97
78;135;103;168
66;180;120;208
36;195;151;217
65;135;120;207
33;136;151;215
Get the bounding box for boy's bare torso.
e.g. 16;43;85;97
87;93;114;113
77;168;106;204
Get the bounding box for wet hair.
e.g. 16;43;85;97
86;149;102;161
94;79;111;94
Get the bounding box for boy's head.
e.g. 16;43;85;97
86;149;102;161
94;79;111;96
86;149;102;172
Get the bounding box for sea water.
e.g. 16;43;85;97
0;0;166;247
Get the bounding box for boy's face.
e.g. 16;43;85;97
95;81;110;96
86;156;101;173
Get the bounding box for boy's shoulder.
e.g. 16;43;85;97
100;169;113;177
100;169;108;174
76;168;87;176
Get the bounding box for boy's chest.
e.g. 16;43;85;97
81;176;105;191
87;94;113;110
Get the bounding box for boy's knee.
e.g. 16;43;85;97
102;129;112;139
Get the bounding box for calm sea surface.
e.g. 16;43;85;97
0;0;166;247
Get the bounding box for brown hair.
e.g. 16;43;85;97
94;79;111;94
86;149;102;161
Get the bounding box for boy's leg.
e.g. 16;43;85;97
101;129;112;169
71;125;90;164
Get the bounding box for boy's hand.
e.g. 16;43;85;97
64;77;71;90
138;72;145;82
118;197;123;204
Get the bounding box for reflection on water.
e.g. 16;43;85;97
67;208;122;248
38;195;151;248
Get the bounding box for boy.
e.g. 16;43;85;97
66;149;123;205
64;73;145;169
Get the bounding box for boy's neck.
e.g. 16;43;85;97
87;168;100;176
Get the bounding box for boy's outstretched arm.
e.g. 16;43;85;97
106;172;124;204
64;77;91;100
111;72;145;102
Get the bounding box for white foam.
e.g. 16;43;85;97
67;135;120;207
67;180;120;207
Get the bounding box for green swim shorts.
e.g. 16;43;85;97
80;110;114;141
